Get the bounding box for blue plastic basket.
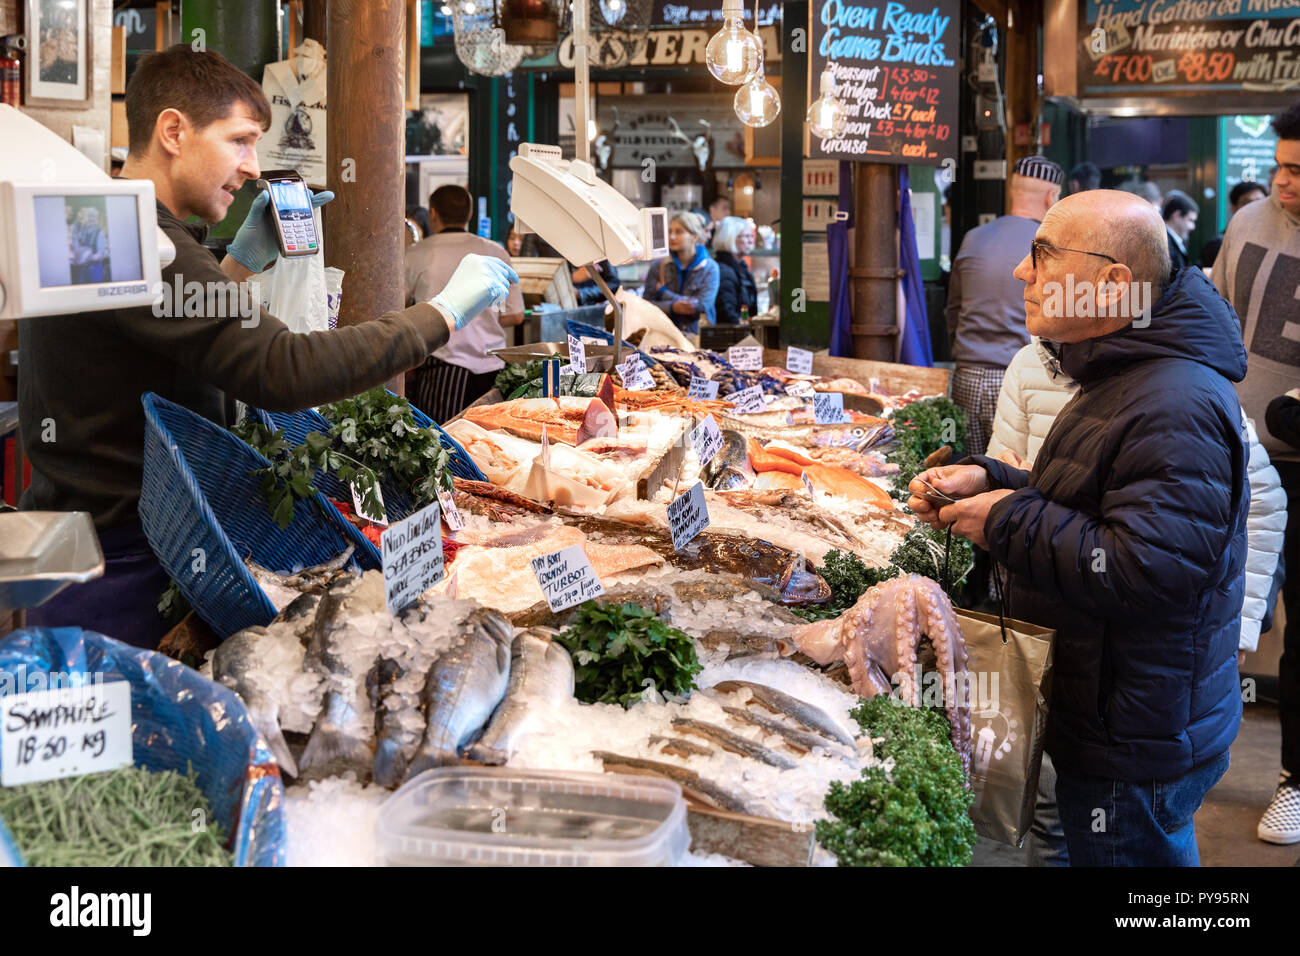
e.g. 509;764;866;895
140;392;364;638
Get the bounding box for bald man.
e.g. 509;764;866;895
946;156;1063;457
915;191;1248;866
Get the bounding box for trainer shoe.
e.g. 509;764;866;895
1258;772;1300;845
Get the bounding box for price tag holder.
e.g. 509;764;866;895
787;346;814;375
688;376;720;400
567;334;587;375
801;471;816;501
786;379;815;398
580;336;605;346
437;487;464;532
351;480;388;527
729;385;766;415
728;345;763;371
529;544;605;612
618;355;654;391
690;414;723;468
667;481;710;551
381;500;445;616
814;391;845;425
1;682;133;786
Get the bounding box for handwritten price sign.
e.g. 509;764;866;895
2;682;133;786
381;501;445;615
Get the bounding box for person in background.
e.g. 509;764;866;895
946;155;1063;457
505;224;526;258
1199;181;1267;269
1119;178;1162;213
642;211;719;334
405;184;525;422
704;195;731;246
572;260;621;307
712;216;758;324
1067;161;1100;195
916;189;1247;866
1214;99;1300;846
1163;189;1200;270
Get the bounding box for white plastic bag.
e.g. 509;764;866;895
258;253;328;334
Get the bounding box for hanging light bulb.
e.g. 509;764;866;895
599;0;626;25
705;0;761;85
587;118;599;141
440;3;452;14
807;64;848;139
463;0;477;13
734;52;780;128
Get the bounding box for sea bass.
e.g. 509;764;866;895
465;629;575;765
367;657;409;788
406;608;514;778
211;626;299;777
707;680;855;747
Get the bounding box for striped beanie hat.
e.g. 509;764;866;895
1013;155;1064;185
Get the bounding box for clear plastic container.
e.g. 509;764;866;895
376;767;690;866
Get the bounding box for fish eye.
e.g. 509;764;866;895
851;427;865;437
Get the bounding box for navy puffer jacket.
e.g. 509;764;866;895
974;268;1247;782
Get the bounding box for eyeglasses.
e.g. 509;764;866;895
1030;238;1119;269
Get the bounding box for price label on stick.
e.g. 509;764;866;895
437;487;464;532
530;544;605;612
802;471;816;501
667;481;710;551
729;385;766;415
618;355;654;391
567;334;587;375
786;379;815;398
1;682;133;786
728;345;763;371
786;346;814;375
381;500;445;616
351;480;388;527
814;391;844;425
688;376;719;400
690;414;724;468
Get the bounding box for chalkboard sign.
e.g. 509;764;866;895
1079;2;1300;100
807;0;960;165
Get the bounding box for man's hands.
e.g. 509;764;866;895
907;464;1012;550
430;254;519;332
226;188;335;274
670;299;696;316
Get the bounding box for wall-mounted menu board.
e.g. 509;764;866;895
1079;1;1300;102
807;0;960;165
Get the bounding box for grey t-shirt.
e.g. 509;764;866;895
945;214;1039;368
1212;191;1300;461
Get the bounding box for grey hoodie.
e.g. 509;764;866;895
1212;189;1300;461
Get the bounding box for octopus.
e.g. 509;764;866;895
788;574;973;780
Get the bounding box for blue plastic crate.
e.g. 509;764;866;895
140;392;363;638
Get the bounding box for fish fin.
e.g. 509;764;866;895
256;713;299;779
463;741;508;765
299;717;374;780
372;736;409;789
404;745;462;781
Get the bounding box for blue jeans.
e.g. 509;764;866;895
1025;754;1069;866
1054;752;1229;867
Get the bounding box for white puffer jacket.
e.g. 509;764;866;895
985;341;1078;465
985;342;1286;651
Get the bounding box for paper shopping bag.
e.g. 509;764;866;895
957;607;1055;847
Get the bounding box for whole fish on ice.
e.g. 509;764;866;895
465;628;574;765
211;626;300;777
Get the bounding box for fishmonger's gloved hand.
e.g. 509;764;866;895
431;254;519;331
227;189;335;273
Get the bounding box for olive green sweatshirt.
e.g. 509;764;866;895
18;201;450;529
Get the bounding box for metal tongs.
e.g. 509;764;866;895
913;476;959;507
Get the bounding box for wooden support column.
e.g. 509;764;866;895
849;164;900;362
303;0;328;46
327;0;407;390
1003;0;1044;212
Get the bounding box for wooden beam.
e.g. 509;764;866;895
850;164;899;362
1003;0;1044;213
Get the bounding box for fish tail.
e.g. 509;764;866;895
255;712;300;779
404;743;462;781
299;716;373;780
372;734;409;789
463;740;508;766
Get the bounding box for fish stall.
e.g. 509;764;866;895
130;332;985;868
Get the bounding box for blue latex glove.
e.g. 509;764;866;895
227;188;335;273
431;254;519;331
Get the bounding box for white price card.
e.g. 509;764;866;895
786;379;815;398
801;471;816;500
530;544;605;612
667;481;710;551
580;336;604;346
381;500;445;615
729;385;766;414
618;355;654;391
567;334;587;375
1;682;133;786
814;390;845;425
690;414;724;468
351;480;388;527
688;376;720;400
728;345;763;371
437;487;464;532
786;346;814;375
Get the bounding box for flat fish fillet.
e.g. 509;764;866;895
464;397;617;447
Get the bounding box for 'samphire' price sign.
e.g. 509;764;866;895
688;376;720;400
728;345;763;370
787;346;814;375
530;544;605;612
690;414;724;468
729;385;766;414
809;0;959;165
618;355;655;391
667;480;710;551
381;500;445;616
567;334;587;375
814;390;845;424
2;682;133;786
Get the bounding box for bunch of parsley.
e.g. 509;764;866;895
886;396;967;500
